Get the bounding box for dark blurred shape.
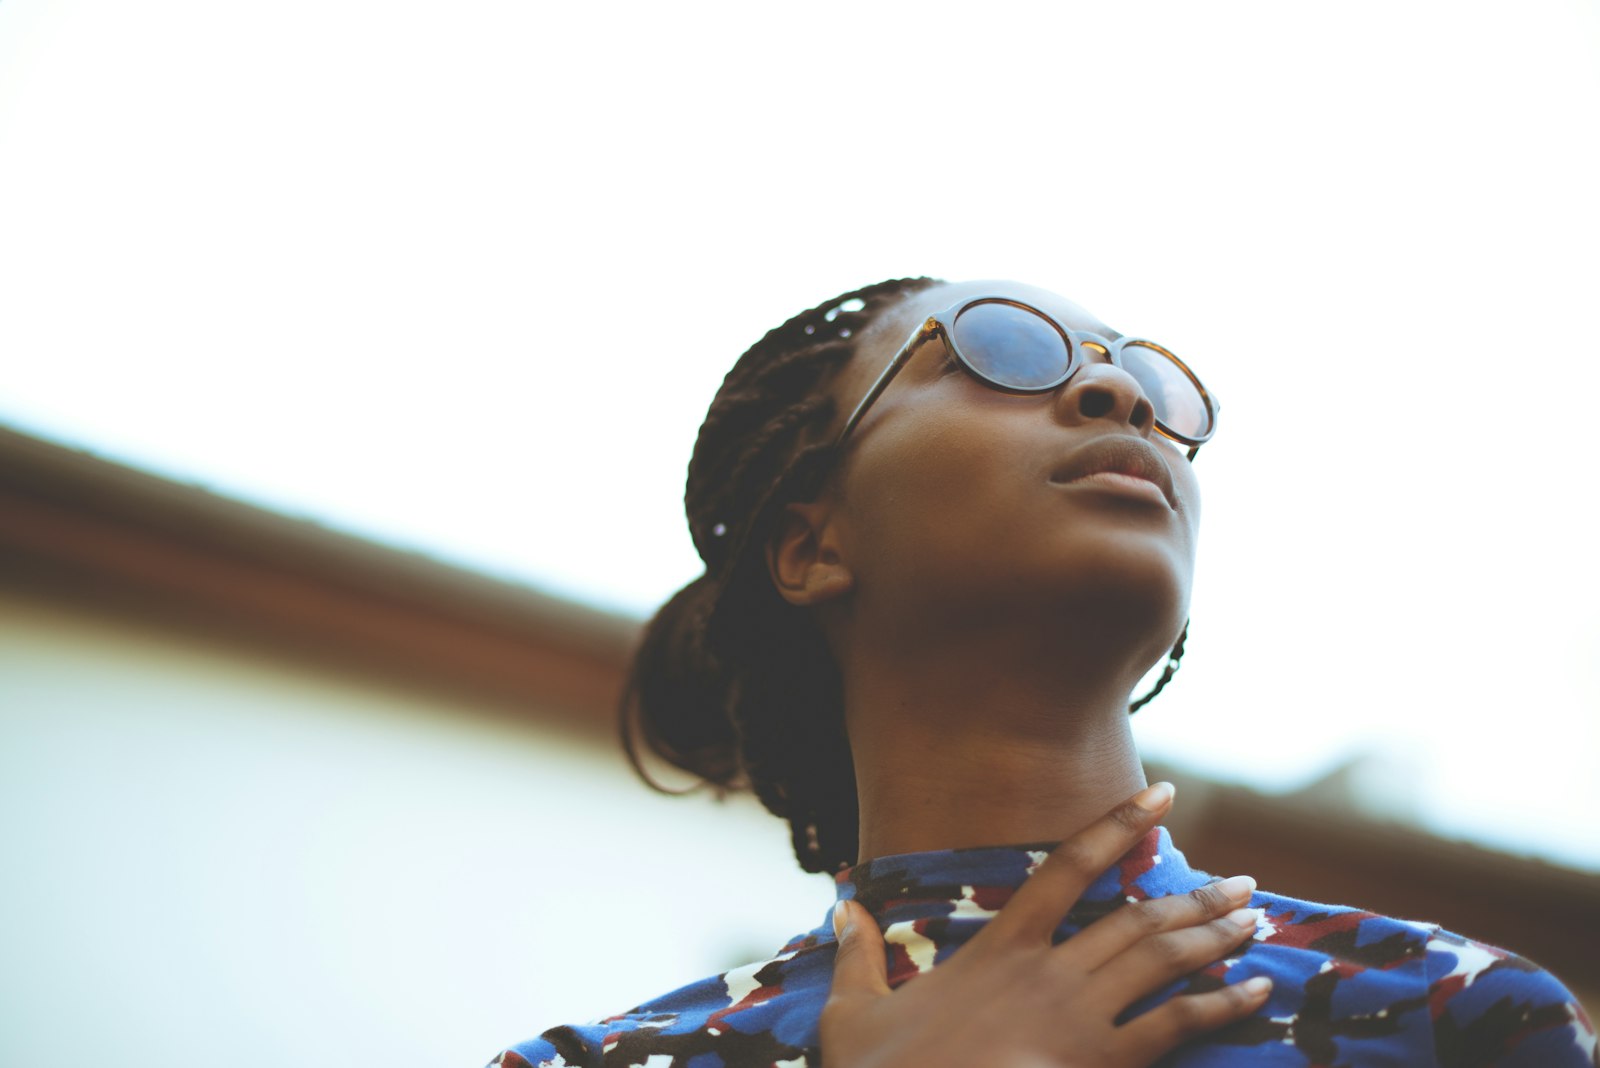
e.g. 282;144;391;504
0;423;639;737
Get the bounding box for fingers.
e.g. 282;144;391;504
983;782;1175;945
827;900;890;1001
1117;975;1274;1063
1066;874;1257;972
1090;899;1264;1002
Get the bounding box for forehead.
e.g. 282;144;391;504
901;279;1114;334
835;279;1119;404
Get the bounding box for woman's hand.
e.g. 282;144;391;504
819;783;1270;1068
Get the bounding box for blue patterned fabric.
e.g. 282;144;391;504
489;828;1596;1066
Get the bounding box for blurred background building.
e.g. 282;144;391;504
3;425;1594;1066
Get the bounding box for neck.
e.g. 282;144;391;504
844;634;1148;863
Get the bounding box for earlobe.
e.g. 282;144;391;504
766;500;856;608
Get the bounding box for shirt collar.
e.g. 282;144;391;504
832;828;1209;981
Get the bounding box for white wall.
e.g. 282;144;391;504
0;590;834;1067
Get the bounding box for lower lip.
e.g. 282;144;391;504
1055;471;1170;505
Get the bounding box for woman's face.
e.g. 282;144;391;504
816;280;1202;658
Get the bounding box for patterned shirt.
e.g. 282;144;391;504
489;827;1597;1067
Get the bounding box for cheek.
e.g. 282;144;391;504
839;412;1041;563
1171;454;1203;530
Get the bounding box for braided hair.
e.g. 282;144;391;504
619;277;1187;874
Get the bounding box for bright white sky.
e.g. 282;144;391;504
2;0;1597;868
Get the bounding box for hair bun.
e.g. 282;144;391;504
619;572;740;790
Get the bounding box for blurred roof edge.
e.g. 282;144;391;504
0;422;642;736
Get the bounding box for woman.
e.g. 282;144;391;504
490;278;1595;1067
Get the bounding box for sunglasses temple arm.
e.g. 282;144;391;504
833;320;940;447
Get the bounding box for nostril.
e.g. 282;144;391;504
1078;388;1115;419
1131;397;1155;430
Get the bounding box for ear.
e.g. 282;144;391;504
766;498;856;608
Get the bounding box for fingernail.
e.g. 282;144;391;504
1134;782;1175;811
1226;907;1263;929
1216;875;1257;899
832;902;852;941
1242;976;1273;998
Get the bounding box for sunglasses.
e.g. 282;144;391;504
834;297;1221;461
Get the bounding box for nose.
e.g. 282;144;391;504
1053;343;1157;436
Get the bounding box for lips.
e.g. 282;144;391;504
1049;435;1177;508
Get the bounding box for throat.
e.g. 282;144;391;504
849;697;1147;863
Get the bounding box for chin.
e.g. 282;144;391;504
909;541;1191;647
1036;542;1192;648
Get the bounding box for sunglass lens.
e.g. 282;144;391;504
1119;342;1212;440
950;301;1071;389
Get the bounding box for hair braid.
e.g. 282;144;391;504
1129;621;1189;714
621;277;941;873
714;398;833;523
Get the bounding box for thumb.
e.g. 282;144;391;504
829;900;890;999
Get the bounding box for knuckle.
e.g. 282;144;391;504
1187;882;1228;914
1168;994;1208;1032
1046;838;1096;874
1109;799;1154;834
1149;932;1190;965
965;924;1014;957
1127;899;1169;935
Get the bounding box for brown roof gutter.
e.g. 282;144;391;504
0;424;640;736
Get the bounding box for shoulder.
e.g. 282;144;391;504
1420;925;1597;1067
1226;887;1596;1067
484;930;837;1068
